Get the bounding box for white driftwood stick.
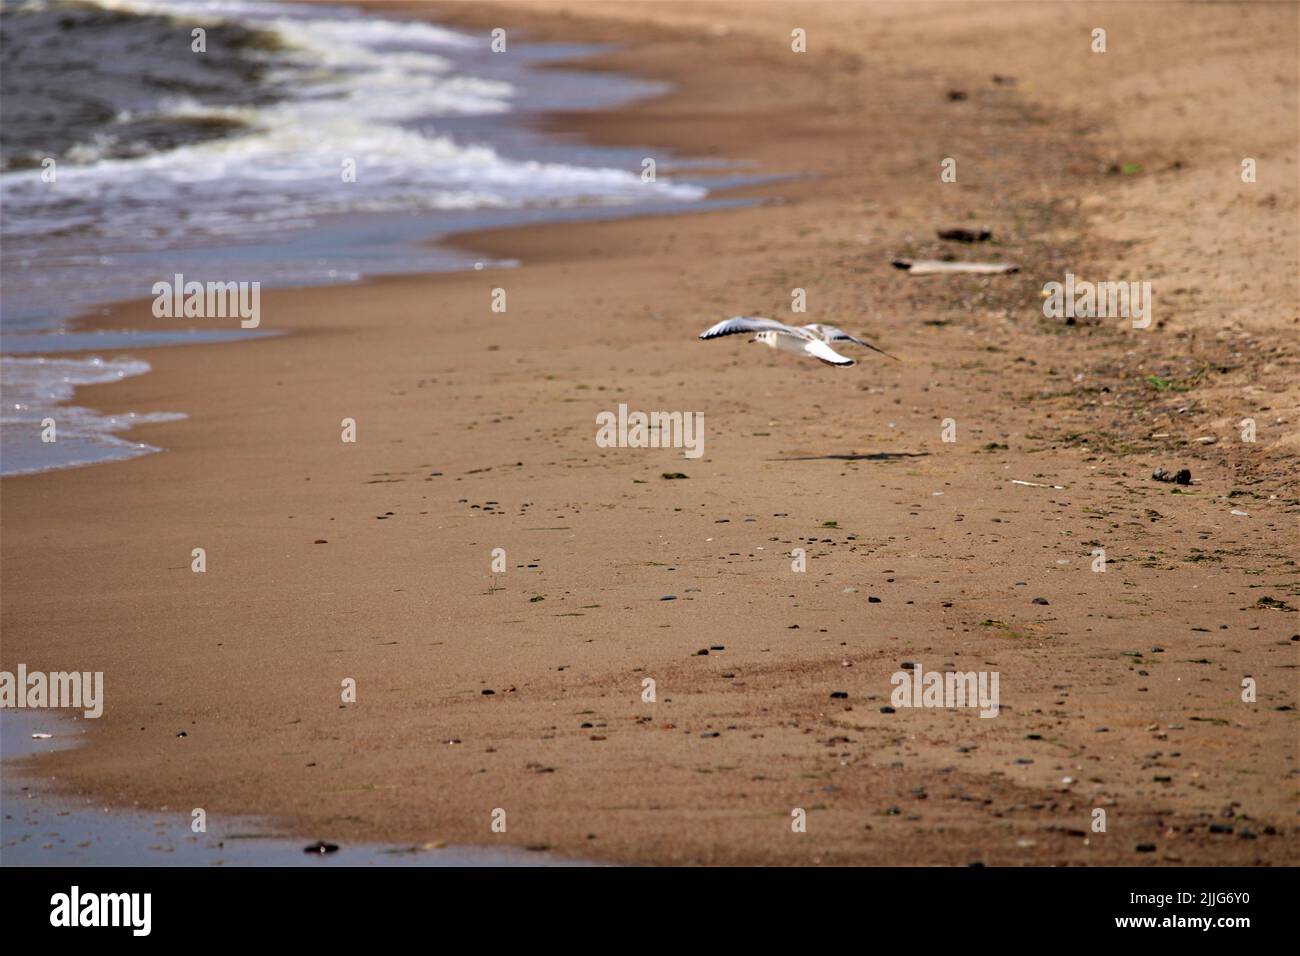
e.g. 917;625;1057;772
893;258;1018;275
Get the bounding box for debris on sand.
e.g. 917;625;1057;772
1152;468;1192;485
661;472;689;480
1256;596;1297;613
937;228;992;243
893;258;1017;275
1010;478;1065;489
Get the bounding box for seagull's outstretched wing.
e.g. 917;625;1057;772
802;339;856;367
699;316;812;340
802;323;900;361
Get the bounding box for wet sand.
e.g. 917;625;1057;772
2;1;1296;865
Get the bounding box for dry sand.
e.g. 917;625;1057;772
2;1;1297;865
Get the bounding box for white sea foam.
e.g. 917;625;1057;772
0;357;187;475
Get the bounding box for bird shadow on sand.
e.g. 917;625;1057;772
770;452;930;462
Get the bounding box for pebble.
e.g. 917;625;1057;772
1152;468;1192;485
304;841;339;854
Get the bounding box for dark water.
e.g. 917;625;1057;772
0;0;287;171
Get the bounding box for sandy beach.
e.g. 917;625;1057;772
2;0;1297;866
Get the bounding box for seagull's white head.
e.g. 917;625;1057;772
752;331;779;347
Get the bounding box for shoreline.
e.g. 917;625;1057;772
2;1;1296;866
0;6;736;478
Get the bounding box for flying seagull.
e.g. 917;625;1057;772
698;316;898;367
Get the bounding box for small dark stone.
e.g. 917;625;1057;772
880;706;896;714
1032;597;1050;606
304;841;339;855
830;691;849;699
700;731;720;738
176;731;188;738
481;689;495;696
1135;843;1157;853
937;228;992;243
660;595;677;601
868;596;882;603
1152;468;1192;485
947;89;967;101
